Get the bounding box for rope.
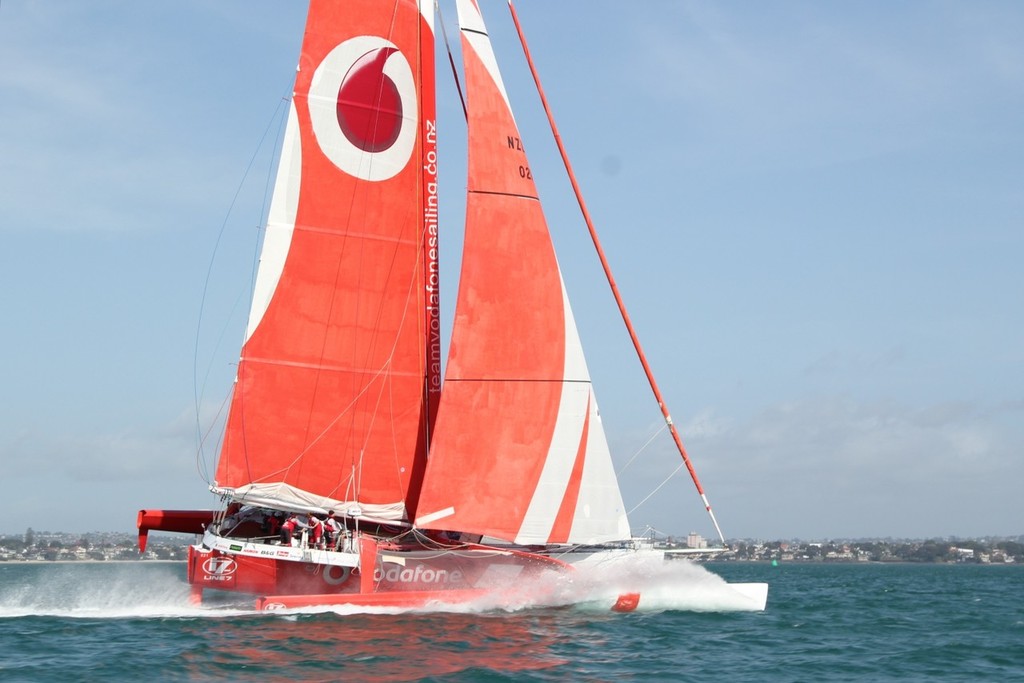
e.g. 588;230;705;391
616;423;667;476
628;463;684;517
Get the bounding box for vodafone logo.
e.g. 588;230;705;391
374;564;464;585
202;556;237;578
309;36;417;181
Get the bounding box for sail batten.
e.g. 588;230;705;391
241;356;424;376
468;190;541;201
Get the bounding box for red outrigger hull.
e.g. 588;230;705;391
253;589;491;611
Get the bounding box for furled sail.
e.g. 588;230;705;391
213;0;437;522
415;0;630;544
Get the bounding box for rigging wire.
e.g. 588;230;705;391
615;423;668;476
627;463;684;518
192;94;291;484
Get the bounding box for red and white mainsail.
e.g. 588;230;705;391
213;0;437;522
415;0;630;545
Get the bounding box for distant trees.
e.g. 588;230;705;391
997;541;1024;557
853;542;883;561
909;540;953;563
2;537;26;553
724;537;1023;563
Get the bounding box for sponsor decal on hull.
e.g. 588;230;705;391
201;556;237;583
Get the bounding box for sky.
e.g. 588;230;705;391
1;1;1021;541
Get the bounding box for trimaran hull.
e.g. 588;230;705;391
136;0;769;613
140;511;767;612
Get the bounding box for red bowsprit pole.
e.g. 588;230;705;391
506;0;726;545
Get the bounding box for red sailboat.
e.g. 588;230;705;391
137;0;767;613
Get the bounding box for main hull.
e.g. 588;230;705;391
183;528;768;613
187;529;581;611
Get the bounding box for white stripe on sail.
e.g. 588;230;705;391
456;0;515;123
516;277;630;545
245;102;301;342
415;506;455;527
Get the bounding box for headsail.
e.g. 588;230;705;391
415;0;630;545
213;0;437;522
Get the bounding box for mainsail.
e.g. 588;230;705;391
414;0;630;545
213;0;437;522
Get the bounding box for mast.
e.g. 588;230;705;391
420;0;442;447
506;0;726;545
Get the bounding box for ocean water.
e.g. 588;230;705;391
1;560;1021;682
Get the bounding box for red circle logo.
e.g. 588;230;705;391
309;37;417;181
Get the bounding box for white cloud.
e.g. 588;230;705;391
618;394;1022;539
0;401;233;532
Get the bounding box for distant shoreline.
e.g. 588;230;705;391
0;559;186;565
2;558;1019;568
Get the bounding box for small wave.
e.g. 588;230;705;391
0;563;247;619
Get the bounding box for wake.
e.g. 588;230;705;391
313;552;766;616
0;563;247;619
0;554;764;619
443;551;766;615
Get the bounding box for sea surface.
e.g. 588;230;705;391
1;560;1021;682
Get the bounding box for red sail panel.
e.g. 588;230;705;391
416;0;630;545
214;0;434;522
420;190;566;535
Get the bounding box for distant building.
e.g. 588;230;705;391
687;532;707;549
953;547;975;561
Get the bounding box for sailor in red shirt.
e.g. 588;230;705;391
279;513;301;546
324;511;343;551
307;513;325;549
